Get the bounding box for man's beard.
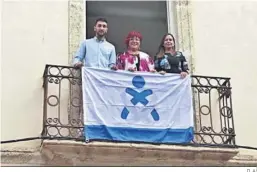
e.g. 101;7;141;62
96;31;106;38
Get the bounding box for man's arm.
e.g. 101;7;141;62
108;46;117;69
73;41;86;67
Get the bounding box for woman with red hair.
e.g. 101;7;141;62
116;31;156;72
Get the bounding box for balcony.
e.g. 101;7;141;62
42;64;236;146
40;64;238;166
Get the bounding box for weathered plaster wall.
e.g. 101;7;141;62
68;0;85;63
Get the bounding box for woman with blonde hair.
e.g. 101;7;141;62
154;33;189;78
116;31;155;72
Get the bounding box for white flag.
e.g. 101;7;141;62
82;67;194;143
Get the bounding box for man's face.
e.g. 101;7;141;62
94;21;108;37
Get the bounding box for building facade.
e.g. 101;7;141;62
1;0;257;166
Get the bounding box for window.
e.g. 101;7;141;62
86;1;176;57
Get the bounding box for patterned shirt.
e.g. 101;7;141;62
117;51;154;72
154;51;189;74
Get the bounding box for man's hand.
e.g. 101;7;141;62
74;61;83;68
110;65;118;71
150;69;156;73
180;71;188;78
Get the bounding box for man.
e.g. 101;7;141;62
73;18;117;70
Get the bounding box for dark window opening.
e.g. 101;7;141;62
86;1;168;57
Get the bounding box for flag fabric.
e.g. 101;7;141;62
82;67;194;144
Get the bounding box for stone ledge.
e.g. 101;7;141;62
41;140;239;166
2;140;257;166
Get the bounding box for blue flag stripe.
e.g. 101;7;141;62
85;125;194;144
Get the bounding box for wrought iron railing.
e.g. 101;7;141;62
42;64;236;146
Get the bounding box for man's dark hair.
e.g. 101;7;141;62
95;18;108;25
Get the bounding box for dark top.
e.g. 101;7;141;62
154;51;189;74
135;54;140;71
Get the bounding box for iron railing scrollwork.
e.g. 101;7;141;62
42;64;84;141
42;64;236;146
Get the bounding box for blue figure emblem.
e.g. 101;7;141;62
121;76;160;121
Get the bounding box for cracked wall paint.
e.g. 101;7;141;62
175;0;200;138
68;0;85;64
175;0;195;73
68;0;85;137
